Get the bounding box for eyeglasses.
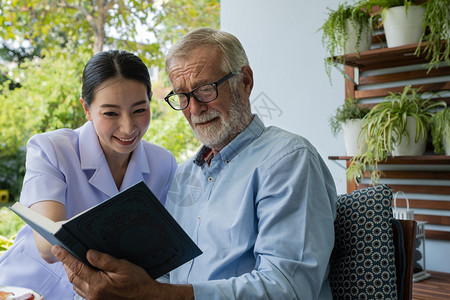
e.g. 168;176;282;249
164;72;235;110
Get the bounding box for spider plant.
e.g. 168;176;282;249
347;85;446;184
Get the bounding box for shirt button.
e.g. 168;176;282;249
197;216;201;220
225;160;230;164
208;177;214;182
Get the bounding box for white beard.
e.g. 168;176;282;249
191;91;252;150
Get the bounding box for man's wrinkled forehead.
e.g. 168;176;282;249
167;47;224;89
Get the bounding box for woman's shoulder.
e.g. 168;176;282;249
26;127;84;162
28;122;95;145
140;140;176;162
139;141;178;184
23;128;82;172
28;128;80;147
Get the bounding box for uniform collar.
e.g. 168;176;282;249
78;121;150;196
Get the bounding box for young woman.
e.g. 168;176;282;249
0;50;177;300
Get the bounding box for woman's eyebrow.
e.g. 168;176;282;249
98;100;148;108
131;100;148;107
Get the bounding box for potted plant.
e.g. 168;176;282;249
320;2;374;82
360;0;425;47
347;85;446;184
430;108;450;155
415;0;450;71
329;96;370;156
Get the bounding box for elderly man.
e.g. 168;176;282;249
53;28;337;299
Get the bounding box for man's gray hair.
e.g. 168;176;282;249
165;28;249;89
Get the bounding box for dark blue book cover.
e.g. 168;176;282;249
11;181;202;279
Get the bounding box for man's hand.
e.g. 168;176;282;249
51;245;161;299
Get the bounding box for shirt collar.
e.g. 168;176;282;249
194;115;265;166
78;121;105;169
78;121;149;173
78;121;150;195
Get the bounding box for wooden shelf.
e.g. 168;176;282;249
328;155;450;165
334;41;446;71
329;155;450;242
330;28;450;251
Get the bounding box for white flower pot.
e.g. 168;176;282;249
383;5;426;48
392;116;427;156
342;119;367;156
341;19;372;55
444;135;450;156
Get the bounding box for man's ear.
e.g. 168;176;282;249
240;65;254;97
80;98;92;121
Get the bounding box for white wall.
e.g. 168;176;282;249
221;0;449;273
221;0;347;194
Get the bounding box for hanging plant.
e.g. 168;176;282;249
430;108;450;154
320;2;374;83
415;0;450;71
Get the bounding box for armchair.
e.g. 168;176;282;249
329;185;417;299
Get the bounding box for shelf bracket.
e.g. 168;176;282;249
335;64;359;86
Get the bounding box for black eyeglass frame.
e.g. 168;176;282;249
164;72;235;111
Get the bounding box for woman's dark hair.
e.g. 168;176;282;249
81;50;152;107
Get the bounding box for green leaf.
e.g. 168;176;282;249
349;84;447;185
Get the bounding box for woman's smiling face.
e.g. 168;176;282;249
81;77;151;162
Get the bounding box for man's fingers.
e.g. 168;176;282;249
52;246;85;277
86;249;131;274
51;245;74;263
86;249;112;270
52;246;152;299
51;245;93;288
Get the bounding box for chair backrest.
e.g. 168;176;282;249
329;184;416;300
396;219;417;300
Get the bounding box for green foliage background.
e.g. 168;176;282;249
0;50;88;156
0;0;217;248
0;205;24;255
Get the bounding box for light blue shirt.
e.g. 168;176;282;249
0;121;177;300
165;115;337;299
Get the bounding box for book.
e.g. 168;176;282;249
10;181;202;279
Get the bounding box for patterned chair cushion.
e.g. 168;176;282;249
329;184;398;300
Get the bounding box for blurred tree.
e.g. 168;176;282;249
0;48;89;155
0;0;218;200
0;0;161;65
0;0;219;66
155;0;220;50
0;39;43;89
